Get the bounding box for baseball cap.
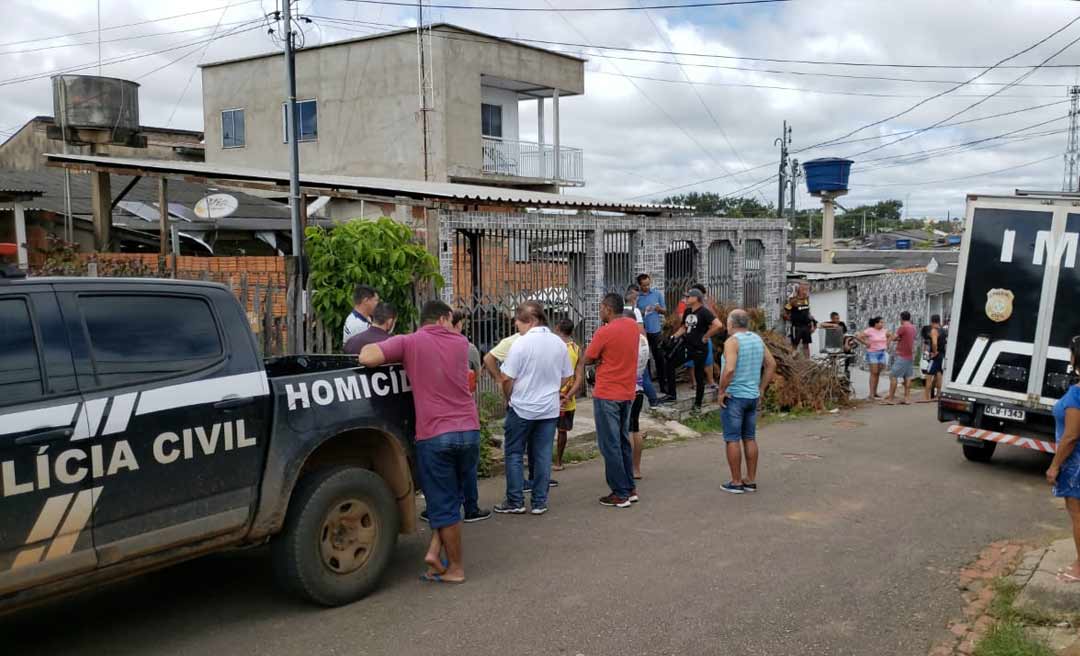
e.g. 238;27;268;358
686;289;705;301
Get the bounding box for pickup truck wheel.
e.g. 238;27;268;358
962;442;996;463
273;466;399;606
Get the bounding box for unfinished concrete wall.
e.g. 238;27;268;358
0;119;202;171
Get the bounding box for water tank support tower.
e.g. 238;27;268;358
802;158;854;265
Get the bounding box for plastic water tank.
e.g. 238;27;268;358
803;158;854;195
51;75;140;143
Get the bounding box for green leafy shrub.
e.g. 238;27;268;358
305;218;443;333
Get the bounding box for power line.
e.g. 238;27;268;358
856;154;1058;188
0;21;264;89
0;1;262;49
310;17;1078;88
849;27;1080;158
333;0;792;11
0;19;259;57
165;3;239;127
797;15;1080;153
632;0;768;203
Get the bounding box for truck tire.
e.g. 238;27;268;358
962;441;996;463
272;466;399;606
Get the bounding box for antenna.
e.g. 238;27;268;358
417;1;433;181
1064;86;1080;192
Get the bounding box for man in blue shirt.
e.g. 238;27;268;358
635;273;669;395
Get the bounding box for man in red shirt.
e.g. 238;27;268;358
584;293;642;508
883;311;917;405
359;300;479;584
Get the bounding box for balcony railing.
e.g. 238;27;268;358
481;137;584;184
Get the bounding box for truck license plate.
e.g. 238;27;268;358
985;406;1025;422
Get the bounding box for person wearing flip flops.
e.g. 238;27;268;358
359;300;480;584
1046;336;1080;584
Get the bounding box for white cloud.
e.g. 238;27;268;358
2;0;1078;217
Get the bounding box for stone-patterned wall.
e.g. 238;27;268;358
806;270;928;333
438;211;787;338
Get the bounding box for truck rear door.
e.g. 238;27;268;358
59;284;270;567
948;196;1077;406
0;287;96;595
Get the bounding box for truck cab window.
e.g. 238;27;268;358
80;295;223;388
0;298;43;405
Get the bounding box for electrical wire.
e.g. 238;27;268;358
332;0;793;11
0;21;264;89
164;3;240;127
795;15;1080;154
0;19;260;57
0;1;263;49
855;154;1059;188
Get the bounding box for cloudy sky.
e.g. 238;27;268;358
4;0;1080;217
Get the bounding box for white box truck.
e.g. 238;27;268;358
939;191;1078;462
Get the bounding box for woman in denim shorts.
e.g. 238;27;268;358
1047;336;1080;583
857;317;890;400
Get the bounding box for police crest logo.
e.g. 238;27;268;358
985;288;1014;323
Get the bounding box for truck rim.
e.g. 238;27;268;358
320;498;378;574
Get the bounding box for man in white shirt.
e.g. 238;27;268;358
494;301;573;516
342;284;379;346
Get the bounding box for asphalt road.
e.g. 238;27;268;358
1;403;1068;656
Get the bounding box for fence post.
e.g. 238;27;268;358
263;285;274;356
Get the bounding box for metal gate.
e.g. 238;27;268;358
664;239;698;311
451;227;588;354
744;238;765;308
603;231;636;295
706;239;736;305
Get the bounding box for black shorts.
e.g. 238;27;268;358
630;392;644;433
790;324;814;346
926;356;944;376
558;410;575;432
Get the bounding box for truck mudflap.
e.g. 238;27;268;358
947;423;1056;454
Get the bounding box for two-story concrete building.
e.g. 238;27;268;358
199;24;585;202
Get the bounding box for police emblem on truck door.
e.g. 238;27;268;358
985;288;1014;323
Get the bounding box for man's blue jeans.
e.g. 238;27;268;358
504;407;557;508
415;430;481;529
593;398;634;499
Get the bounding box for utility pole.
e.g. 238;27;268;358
1064;86;1080;192
282;0;304;352
788;158;800;273
775;121;792;217
862;209;867;237
417;1;431;181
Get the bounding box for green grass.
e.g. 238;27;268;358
990;578;1073;627
973;621;1054;656
681;410;724;434
561;448;596;464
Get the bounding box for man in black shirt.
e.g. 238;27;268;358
662;288;723;409
344;302;397;354
784;282;816;358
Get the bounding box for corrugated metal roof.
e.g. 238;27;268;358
44;153;681;213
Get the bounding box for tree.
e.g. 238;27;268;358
660;192;776;218
305;218;443;335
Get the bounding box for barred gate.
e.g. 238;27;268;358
706;239;736;305
664;239;698;311
744;238;765;308
450;227;590;404
603;231;636;295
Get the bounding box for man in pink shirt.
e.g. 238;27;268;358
883;311;917;405
359;300;479;584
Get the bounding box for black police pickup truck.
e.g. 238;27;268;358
0;274;417;611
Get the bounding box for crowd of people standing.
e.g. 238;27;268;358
352;272;777;582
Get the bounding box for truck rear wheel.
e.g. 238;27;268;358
272;466;399;606
962;441;996;463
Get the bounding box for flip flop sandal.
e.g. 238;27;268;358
1057;571;1080;584
419;572;465;584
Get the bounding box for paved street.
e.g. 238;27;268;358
1;403;1067;656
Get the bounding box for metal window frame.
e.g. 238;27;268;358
481;102;503;140
281;98;318;143
220;107;245;149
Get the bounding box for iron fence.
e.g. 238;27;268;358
664;239;698;311
706;239;736;305
744;238;766;308
603;230;636;295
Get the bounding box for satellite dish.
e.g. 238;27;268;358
195;193;239;219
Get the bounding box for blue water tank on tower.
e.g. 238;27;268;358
803;158;854;196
